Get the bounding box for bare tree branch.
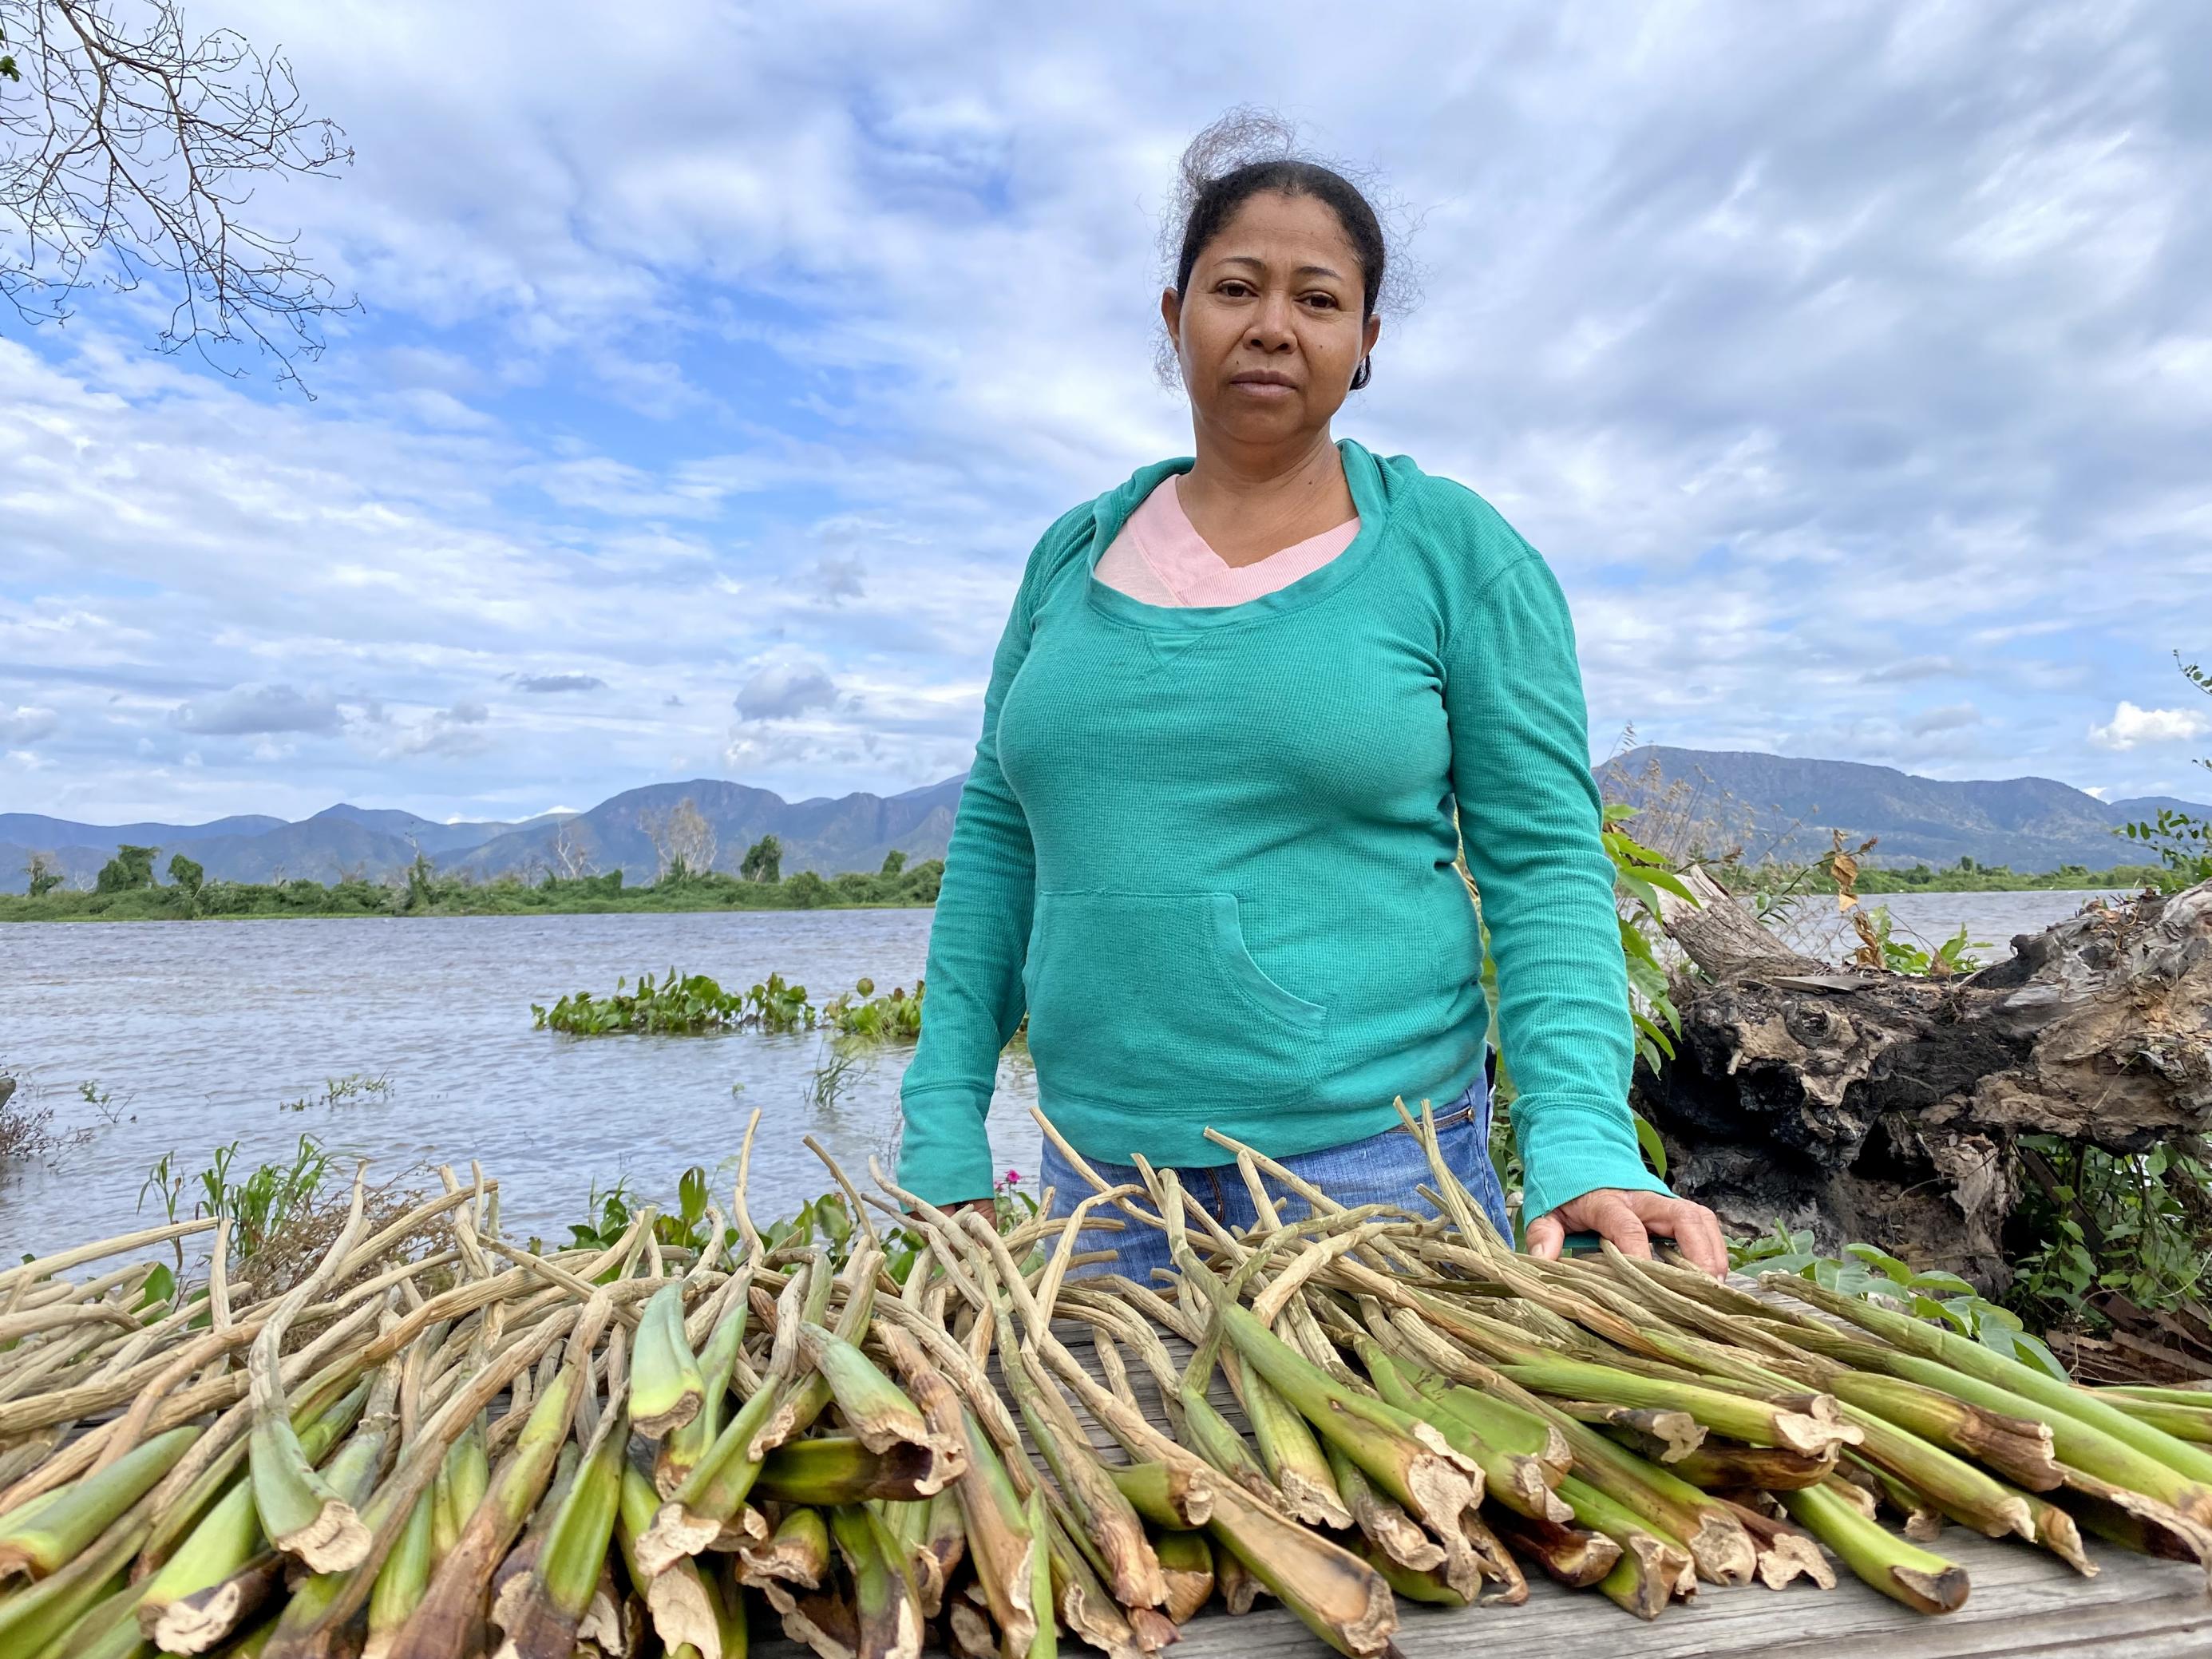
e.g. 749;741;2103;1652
0;0;354;390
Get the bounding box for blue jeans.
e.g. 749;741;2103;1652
1039;1074;1511;1285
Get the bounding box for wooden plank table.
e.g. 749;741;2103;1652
750;1528;2208;1658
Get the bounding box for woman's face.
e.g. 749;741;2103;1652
1165;190;1381;451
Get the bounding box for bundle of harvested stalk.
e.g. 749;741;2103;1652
2;1102;2207;1659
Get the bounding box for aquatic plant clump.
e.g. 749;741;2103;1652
0;1103;2202;1659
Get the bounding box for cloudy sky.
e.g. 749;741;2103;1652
4;0;2207;826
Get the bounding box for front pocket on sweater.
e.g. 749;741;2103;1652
1023;891;1327;1115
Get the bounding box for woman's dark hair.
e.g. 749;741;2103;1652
1166;111;1395;391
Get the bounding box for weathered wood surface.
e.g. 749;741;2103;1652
749;1515;2209;1657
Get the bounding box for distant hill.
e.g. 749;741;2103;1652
6;750;2202;893
1595;746;2210;872
0;777;966;893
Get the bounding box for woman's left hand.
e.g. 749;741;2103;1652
1525;1188;1730;1277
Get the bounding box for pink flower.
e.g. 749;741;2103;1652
1003;1168;1022;1185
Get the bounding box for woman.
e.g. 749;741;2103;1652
896;128;1727;1281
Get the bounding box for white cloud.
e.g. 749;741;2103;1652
1908;703;1984;737
4;2;2209;818
735;660;840;722
0;706;57;744
2090;702;2212;750
170;684;346;737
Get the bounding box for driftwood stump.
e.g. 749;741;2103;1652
1634;874;2212;1293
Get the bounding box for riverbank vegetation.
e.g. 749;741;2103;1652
0;848;944;923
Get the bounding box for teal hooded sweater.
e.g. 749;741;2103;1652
896;440;1667;1222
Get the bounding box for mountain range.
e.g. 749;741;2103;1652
4;750;2204;893
1595;746;2206;872
0;777;965;893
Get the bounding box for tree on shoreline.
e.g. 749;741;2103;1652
22;849;61;897
93;842;156;892
740;833;782;884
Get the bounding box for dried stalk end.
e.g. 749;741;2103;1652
1154;1530;1213;1624
738;1506;833;1589
1782;1480;1971;1614
0;1425;198;1582
1107;1462;1213;1530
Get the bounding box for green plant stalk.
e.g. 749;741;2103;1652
797;1321;941;1461
1553;1474;1690;1618
1363;1345;1570;1525
485;1439;582;1635
631;1282;708;1440
1002;1351;1164;1612
496;1403;628;1659
1780;1277;2212;1508
2048;1467;2212;1573
2000;1482;2095;1576
737;1504;832;1589
1495;1351;1840;1454
1652;1436;1834;1491
1874;1350;2210;1523
438;1419;489;1553
1356;1537;1473;1606
1842;1404;2033;1539
644;1379;787;1569
2103;1384;2212;1407
659;1293;750;1495
137;1387;366;1641
1225;1352;1350;1528
1852;1454;1945;1540
1024;1491;1059;1659
362;1491;434;1659
1106;1462;1212;1531
0;1426;198;1581
1209;1301;1477;1534
382;1324;594;1659
754;1436;943;1506
177;1388;396;1656
250;1382;370;1576
425;1446;457;1565
1827;1370;2061;1490
1507;1390;1755;1585
615;1463;720;1659
919;1487;966;1617
1322;1438;1445;1577
1779;1481;1970;1613
1557;1401;1705;1461
944;1403;1039;1656
1203;1479;1399;1657
0;1498;152;1656
38;1577;153;1659
1372;1344;1573;1472
1173;1382;1278;1503
832;1502;924;1659
1485;1508;1622;1589
702;1557;748;1659
1153;1529;1213;1624
2099;1397;2212;1443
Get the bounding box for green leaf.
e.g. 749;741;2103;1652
1905;1269;1977;1296
1631;1112;1668;1181
1843;1242;1913;1285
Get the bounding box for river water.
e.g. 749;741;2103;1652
0;889;2121;1259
